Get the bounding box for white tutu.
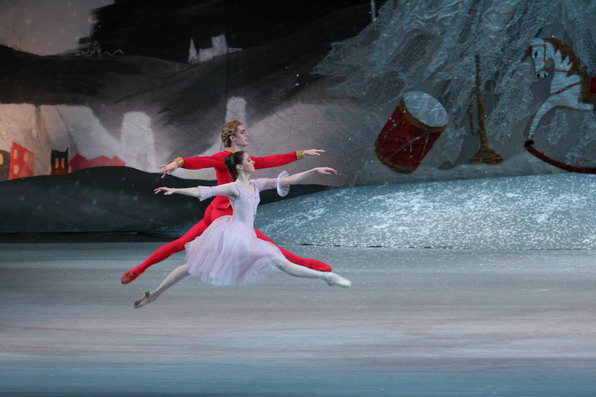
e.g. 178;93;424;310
184;176;289;286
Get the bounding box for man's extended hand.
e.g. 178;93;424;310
303;149;325;156
159;161;178;178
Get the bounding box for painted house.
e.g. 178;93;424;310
10;143;35;180
0;150;9;181
69;154;125;172
51;149;69;175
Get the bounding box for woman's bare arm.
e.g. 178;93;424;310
278;167;337;186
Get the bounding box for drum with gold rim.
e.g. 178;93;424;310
375;91;448;174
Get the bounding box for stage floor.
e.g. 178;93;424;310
1;242;595;395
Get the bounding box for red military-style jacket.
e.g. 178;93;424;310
177;148;304;209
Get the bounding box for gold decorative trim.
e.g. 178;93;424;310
224;147;237;153
399;99;447;133
375;132;432;170
296;150;305;160
374;145;415;174
173;157;184;167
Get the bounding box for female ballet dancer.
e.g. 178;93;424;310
134;151;351;308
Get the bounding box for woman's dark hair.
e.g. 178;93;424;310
225;150;245;180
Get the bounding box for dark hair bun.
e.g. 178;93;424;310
225;151;245;180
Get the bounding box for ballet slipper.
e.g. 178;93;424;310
121;270;139;284
325;273;352;288
133;291;160;309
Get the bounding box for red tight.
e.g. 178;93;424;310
127;205;332;277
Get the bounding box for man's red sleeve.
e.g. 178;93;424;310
253;151;302;169
180;153;226;170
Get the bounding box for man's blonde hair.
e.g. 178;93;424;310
221;120;243;147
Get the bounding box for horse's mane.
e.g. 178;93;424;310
544;38;585;77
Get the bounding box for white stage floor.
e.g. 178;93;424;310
1;242;595;395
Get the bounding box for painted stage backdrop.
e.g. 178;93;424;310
0;0;594;232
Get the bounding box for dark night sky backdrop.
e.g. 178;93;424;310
0;0;384;60
87;0;383;62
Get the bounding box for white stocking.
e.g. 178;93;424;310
274;259;351;288
151;264;191;296
275;259;327;279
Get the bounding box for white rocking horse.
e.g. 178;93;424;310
524;37;595;173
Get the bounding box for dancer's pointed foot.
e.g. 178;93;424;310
133;291;159;309
121;270;139;284
325;272;352;288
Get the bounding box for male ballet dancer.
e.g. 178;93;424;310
121;120;332;284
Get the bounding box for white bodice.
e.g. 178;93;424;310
198;175;288;229
229;181;261;228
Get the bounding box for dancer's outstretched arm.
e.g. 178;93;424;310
154;186;200;197
279;167;337;186
160;149;325;176
159;152;226;178
253;149;325;170
154;182;240;200
253;167;337;192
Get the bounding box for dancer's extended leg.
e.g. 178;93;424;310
275;259;350;288
134;264;190;309
122;206;233;284
121;220;208;284
255;229;332;272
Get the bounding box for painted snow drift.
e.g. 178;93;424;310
256;173;596;250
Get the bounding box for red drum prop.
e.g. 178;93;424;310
581;76;596;105
375;91;448;173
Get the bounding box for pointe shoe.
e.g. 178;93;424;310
121;270;139;285
325;272;352;288
133;291;159;309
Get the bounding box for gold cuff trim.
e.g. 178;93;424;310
296;150;305;160
173;157;184;167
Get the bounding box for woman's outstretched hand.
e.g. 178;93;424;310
159;161;178;178
280;166;338;185
154;187;176;195
313;167;338;175
304;149;325;156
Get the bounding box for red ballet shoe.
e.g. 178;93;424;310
120;270;139;284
